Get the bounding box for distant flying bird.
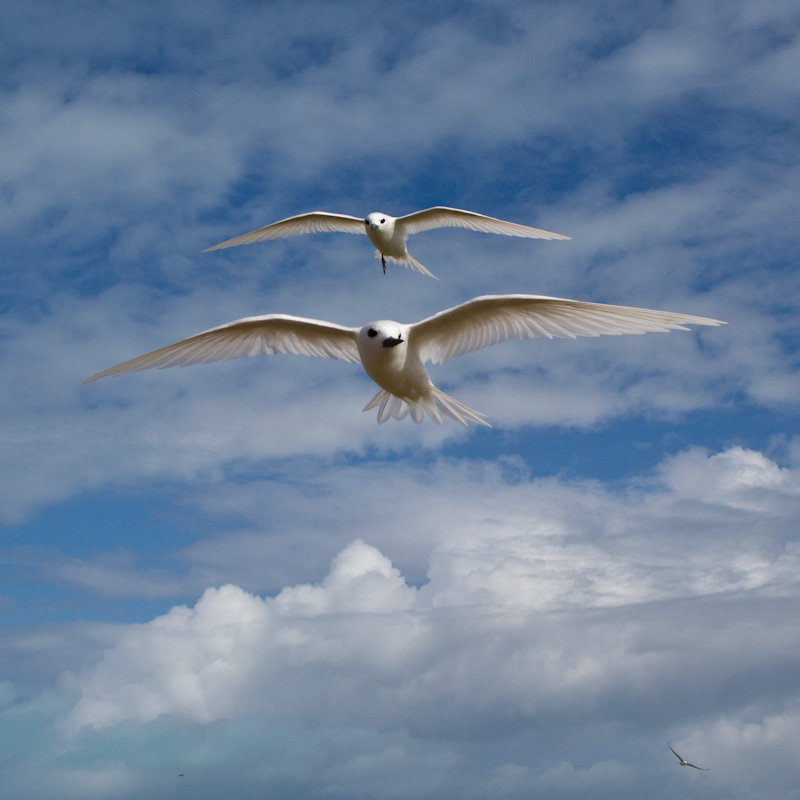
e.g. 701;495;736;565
669;743;709;770
83;295;724;426
204;207;571;278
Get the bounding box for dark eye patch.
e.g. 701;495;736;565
368;328;377;337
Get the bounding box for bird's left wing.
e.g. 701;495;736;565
203;211;366;251
399;207;571;240
82;315;360;383
413;295;725;365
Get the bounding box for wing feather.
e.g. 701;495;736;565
399;207;570;240
413;295;725;365
83;315;360;383
204;212;366;251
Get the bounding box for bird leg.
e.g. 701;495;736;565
381;255;386;275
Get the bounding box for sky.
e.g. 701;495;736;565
1;0;799;797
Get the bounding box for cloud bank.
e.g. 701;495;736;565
22;445;792;799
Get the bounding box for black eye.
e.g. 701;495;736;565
368;328;377;337
380;218;385;223
364;219;369;225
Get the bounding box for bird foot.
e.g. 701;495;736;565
381;255;386;275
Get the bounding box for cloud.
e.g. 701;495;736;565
59;446;800;739
62;541;412;732
658;445;800;511
1;1;799;797
4;0;799;243
35;445;797;798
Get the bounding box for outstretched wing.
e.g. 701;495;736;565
398;206;570;240
204;211;366;251
82;315;360;383
412;295;725;365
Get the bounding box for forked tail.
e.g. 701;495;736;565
363;387;492;427
373;250;440;280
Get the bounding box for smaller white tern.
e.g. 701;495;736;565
83;295;724;427
204;207;570;278
668;744;709;771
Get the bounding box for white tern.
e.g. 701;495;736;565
83;295;724;427
204;207;570;278
668;744;709;771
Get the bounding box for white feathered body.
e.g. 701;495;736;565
356;320;491;426
363;212;435;276
357;321;421;396
364;214;405;258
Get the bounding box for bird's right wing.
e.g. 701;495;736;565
204;212;366;251
399;207;571;240
413;295;725;365
82;315;360;383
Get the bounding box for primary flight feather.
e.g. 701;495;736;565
83;295;724;427
204;207;571;279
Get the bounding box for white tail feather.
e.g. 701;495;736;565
373;250;440;280
362;387;491;427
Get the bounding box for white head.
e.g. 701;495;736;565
364;212;390;232
357;320;405;355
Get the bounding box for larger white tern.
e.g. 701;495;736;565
83;295;724;427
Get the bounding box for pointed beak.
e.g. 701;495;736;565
382;336;403;348
370;223;379;230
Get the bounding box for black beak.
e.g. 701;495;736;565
382;336;403;348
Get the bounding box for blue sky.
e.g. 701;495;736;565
1;0;799;797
